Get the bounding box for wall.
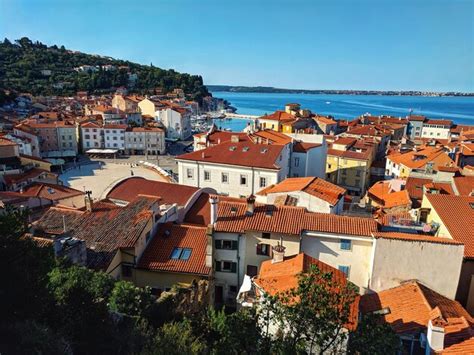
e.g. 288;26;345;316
134;269;203;290
213;231;240;303
178;160;280;198
138;99;156;117
301;232;373;293
370;238;464;299
240;231;301;282
265;191;334;214
421;125;450;139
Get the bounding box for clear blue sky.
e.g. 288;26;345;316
1;0;473;92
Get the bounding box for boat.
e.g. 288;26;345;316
326;101;331;104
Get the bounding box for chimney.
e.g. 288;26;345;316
246;195;256;215
205;224;213;268
84;190;93;212
427;319;445;352
272;237;286;263
202;151;206;159
209;195;218;225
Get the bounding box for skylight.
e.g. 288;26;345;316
170;247;192;260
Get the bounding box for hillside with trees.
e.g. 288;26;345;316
0;37;210;102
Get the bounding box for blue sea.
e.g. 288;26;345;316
211;92;474;132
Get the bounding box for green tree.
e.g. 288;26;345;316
146;320;206;355
261;264;359;354
109;280;154;318
348;313;400;355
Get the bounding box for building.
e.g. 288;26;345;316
80;122;104;150
176;140;290;198
256;103;315;134
421;194;474;313
256;177;346;214
385;146;455;179
112;94;141;113
366;179;412;214
104;124;126;152
326;140;373;196
124;127;165;155
407;115;426;139
135;223;212;294
421;119;452;139
359;281;473;354
156;107;191;140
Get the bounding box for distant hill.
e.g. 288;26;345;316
0;37;210;102
207;85;473;97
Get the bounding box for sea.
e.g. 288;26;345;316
210;91;474;132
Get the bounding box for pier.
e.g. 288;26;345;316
223;113;260;120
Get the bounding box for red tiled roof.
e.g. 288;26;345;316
360;281;473;335
327;148;372;161
372;232;463;245
442;337;474;354
257;177;345;205
426;119;452;126
104;124;127;129
215;200;378;236
20;182;84;201
255;253;358;330
259;110;297;122
293;141;322;153
0;138;17;146
177;141;285;170
184;193;246;226
426;194;474;258
107;177;199;206
453;176;474;196
3;168;55;186
33;196;158;269
138;223;211;276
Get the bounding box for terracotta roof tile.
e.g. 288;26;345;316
215;200;378;236
107;177;199;205
453;176;474;196
177;141;286;170
257;177;345;205
372;232;463;245
259;110;297;122
33;196;158;269
293;141;322;153
426;194;474;258
138;223;211;276
360;281;473;335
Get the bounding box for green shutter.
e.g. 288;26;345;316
231;262;237;273
215;240;222;249
231;240;238;250
215;260;221;272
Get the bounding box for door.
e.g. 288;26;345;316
215;285;223;304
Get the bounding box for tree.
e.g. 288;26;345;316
261;264;359;354
146;320;206;355
109;281;153;318
348;313;400;355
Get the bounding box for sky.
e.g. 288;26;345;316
1;0;473;92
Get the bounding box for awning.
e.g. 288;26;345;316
85;149;119;154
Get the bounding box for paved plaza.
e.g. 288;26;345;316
59;161;166;199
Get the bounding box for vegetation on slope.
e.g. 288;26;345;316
0;37;210;102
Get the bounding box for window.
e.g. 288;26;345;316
342;169;347;175
93;135;97;139
341;178;347;185
215;240;238;250
356;169;361;177
338;265;350;277
256;243;271;256
221;173;228;183
229;285;238;293
340;239;352;250
240;175;247;186
260;177;267;188
85;134;90;139
327;164;332;169
294;157;300;167
355;179;360;186
170;247;192;260
216;260;237;273
106;130;110;133
122;264;132;277
204;170;211;181
262;232;271;239
186;168;194;179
